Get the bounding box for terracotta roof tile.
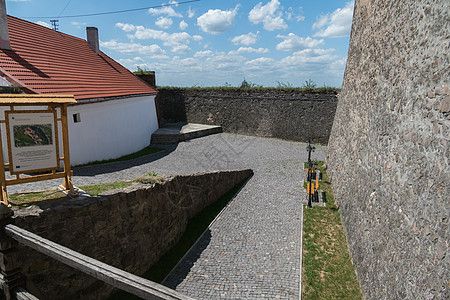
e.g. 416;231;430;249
0;16;157;100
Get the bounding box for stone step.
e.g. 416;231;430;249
151;123;222;145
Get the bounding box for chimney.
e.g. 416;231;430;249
86;27;99;54
0;0;11;50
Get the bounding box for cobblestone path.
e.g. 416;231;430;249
8;133;326;299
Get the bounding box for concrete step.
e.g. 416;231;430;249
151;123;222;145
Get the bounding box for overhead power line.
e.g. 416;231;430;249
23;0;200;19
57;0;73;18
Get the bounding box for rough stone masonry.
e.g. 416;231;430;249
327;1;448;299
11;169;252;299
156;88;338;144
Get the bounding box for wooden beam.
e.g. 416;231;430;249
14;287;39;300
0;67;39;95
4;225;195;300
0;125;7;205
5;172;68;186
0;95;76;105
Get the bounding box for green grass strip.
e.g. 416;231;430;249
8;181;133;205
302;161;362;300
74;146;164;167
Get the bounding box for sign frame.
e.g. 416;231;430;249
5;110;60;175
0;95;78;205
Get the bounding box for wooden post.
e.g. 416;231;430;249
60;104;76;196
0;204;23;300
0;129;7;205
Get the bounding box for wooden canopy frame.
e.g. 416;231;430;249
0;94;78;205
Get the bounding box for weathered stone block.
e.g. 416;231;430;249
155;88;338;144
326;1;449;299
11;168;253;299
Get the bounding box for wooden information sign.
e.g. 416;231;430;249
0;94;78;205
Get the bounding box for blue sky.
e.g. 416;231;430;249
6;0;355;87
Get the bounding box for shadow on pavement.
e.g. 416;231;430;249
73;144;178;177
163;229;212;290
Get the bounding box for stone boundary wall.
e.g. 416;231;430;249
327;1;448;299
11;169;253;299
155;88;338;144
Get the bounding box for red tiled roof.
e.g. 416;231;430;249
0;16;157;100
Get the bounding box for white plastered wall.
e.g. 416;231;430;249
67;95;158;165
1;95;158;166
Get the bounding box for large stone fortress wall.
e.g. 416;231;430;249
156;88;338;144
12;169;252;299
327;1;448;299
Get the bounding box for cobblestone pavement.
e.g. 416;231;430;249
7;133;326;299
159;135;325;299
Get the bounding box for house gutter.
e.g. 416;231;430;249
72;92;158;106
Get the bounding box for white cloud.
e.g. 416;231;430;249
163;32;195;52
170;44;191;53
276;33;324;51
148;5;182;17
155;17;173;29
130;26;166;40
312;15;328;30
188;6;195;18
71;21;87;28
117;23;202;53
147;52;247;84
35;21;51;29
194;50;213;58
229;47;269;55
249;0;287;31
313;1;354;38
287;7;305;22
7;0;31;2
100;40;166;55
280;48;338;69
197;6;239;34
116;23;136;32
231;32;259;46
118;57;144;65
179;20;188;30
142;46;345;87
329;57;347;75
179;57;197;67
244;57;276;72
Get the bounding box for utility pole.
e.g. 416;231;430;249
50;19;59;31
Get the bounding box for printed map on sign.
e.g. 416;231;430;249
13;124;53;147
7;112;58;174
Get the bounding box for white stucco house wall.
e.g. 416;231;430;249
0;12;159;165
68;96;158;165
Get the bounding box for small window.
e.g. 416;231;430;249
73;113;81;123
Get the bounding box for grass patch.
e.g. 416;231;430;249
109;178;248;300
157;86;340;94
302;161;362;300
8;190;63;204
74;146;164;167
134;172;165;185
8;181;133;206
80;181;133;196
